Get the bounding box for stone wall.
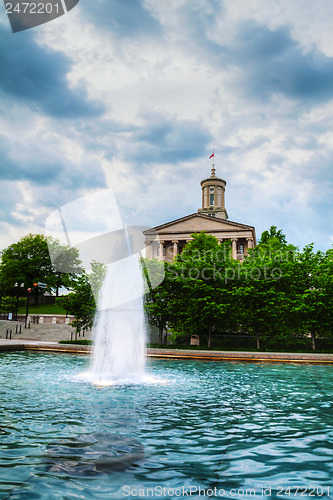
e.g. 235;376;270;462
16;314;74;325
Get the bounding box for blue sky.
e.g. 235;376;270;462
1;0;333;251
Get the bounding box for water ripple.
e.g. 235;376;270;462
0;354;332;498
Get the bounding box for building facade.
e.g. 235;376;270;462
144;165;256;262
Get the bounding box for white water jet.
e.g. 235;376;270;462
85;252;147;385
45;189;166;386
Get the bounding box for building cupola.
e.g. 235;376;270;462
198;160;228;219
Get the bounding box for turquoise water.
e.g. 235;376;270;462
0;353;332;499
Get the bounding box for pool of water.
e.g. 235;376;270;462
0;352;332;499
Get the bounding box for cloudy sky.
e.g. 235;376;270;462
1;0;333;253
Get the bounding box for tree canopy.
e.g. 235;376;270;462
144;228;333;351
58;261;106;333
0;234;53;291
0;234;82;301
2;228;333;353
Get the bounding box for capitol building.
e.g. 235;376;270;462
144;164;256;262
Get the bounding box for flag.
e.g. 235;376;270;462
209;152;214;159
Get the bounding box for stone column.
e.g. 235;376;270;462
145;241;152;259
172;240;179;258
217;187;222;208
246;238;254;249
150;243;154;259
231;238;238;259
158;240;164;261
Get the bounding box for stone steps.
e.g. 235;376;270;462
0;320;92;342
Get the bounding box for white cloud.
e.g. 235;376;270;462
1;0;333;253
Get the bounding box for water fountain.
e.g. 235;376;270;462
45;189;164;385
85;253;147;385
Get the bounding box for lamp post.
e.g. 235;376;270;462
13;282;18;320
25;282;47;327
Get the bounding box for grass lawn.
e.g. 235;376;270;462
17;303;67;315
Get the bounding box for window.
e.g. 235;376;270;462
209;187;214;206
239;244;244;254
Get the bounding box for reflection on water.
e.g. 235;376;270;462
0;352;332;499
45;432;144;475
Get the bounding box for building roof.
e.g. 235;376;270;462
144;212;256;236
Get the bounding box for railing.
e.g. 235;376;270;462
70;329;87;341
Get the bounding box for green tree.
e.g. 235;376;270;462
59;261;106;333
143;227;333;353
234;228;297;350
0;296;25;315
292;245;333;350
143;258;170;345
47;238;82;296
0;234;55;304
0;234;83;302
260;225;287;245
167;232;236;347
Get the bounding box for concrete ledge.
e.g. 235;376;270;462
1;340;333;363
147;348;333;363
0;340;91;354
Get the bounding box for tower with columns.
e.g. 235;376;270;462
144;164;256;262
198;164;228;220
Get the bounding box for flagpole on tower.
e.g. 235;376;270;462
209;150;215;176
